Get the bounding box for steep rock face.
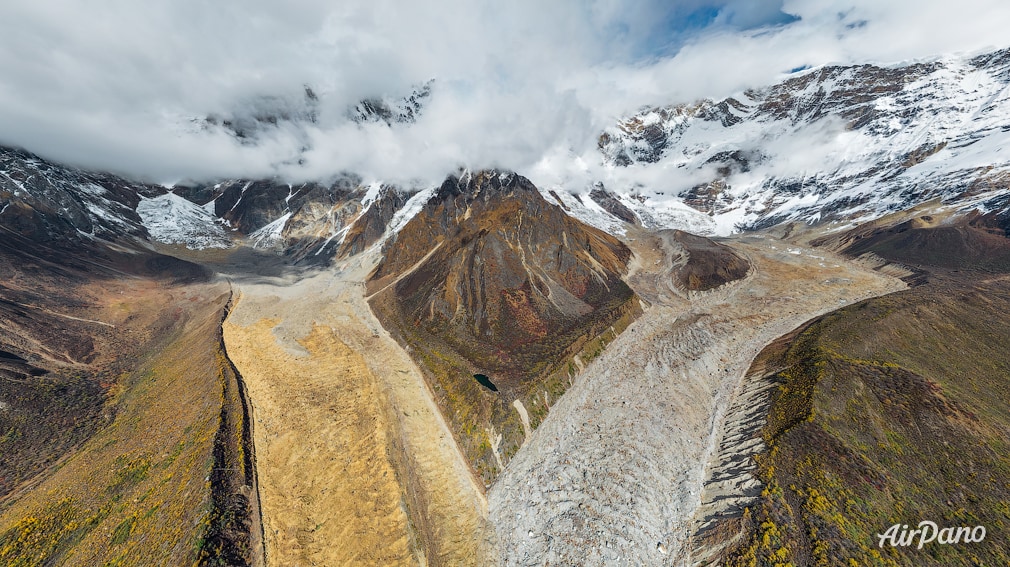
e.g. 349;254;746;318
206;179;344;234
596;48;1010;234
369;170;639;482
0;146;157;243
336;188;408;257
279;183;409;264
588;183;639;225
599;99;747;165
172;177;408;263
350;81;433;125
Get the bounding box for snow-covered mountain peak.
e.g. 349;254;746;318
595;47;1010;235
5;48;1010;258
350;80;433;125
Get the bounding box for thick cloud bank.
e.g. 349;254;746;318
1;0;1008;187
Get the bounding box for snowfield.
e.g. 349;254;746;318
137;192;232;249
593;49;1010;235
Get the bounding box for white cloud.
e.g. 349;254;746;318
0;0;1007;188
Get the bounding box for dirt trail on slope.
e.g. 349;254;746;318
222;251;488;566
487;232;906;566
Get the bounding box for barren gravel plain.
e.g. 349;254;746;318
221;252;489;566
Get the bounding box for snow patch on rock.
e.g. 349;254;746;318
137;192;232;249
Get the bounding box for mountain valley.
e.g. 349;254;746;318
1;44;1010;567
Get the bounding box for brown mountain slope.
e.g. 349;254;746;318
670;230;751;292
368;170;640;483
831;212;1010;274
723;217;1010;566
0;233;259;566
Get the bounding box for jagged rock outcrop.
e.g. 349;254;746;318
588;183;638;225
351;81;433;125
336;188;408;257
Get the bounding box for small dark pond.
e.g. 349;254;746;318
473;373;498;392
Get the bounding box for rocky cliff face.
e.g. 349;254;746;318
0;146;157;244
594;48;1010;234
170;177;411;263
350;81;433;125
369;170;639;482
0;144;414;265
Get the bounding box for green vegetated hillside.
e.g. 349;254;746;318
0;239;258;567
726;214;1010;566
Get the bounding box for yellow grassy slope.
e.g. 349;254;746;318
0;283;233;566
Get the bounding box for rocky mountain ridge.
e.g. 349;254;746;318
0;145;417;264
6;48;1010;262
594;47;1010;234
0;146;156;244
